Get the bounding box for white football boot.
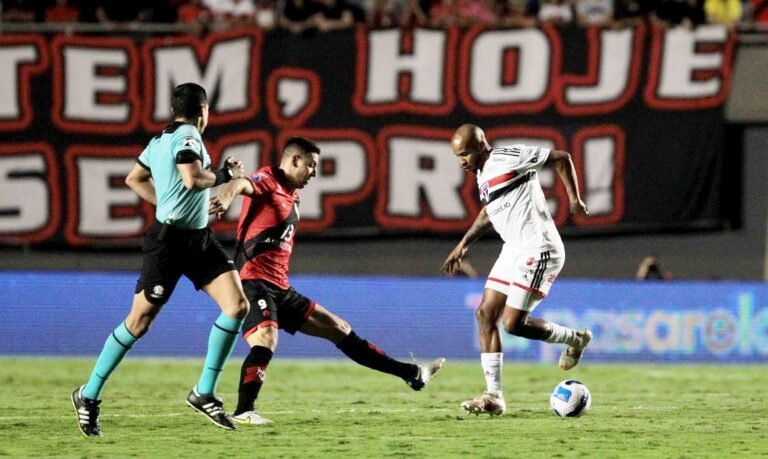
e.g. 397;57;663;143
406;357;446;391
559;329;593;371
232;411;274;426
460;393;506;416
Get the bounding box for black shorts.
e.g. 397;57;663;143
241;279;315;338
135;220;236;305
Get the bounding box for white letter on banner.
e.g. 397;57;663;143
387;138;466;218
0;155;48;232
152;38;252;120
366;29;446;104
63;48;129;122
582;136;616;216
469;29;550;104
77;157;142;236
0;45;37;119
566;28;634;104
657;25;728;99
299;141;366;220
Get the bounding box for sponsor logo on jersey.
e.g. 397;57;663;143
530;147;541;164
489;201;510;216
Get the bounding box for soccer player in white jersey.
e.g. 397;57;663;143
441;124;592;416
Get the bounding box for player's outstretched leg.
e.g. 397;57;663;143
405;357;447;391
71;385;102;437
559;329;593;371
460;393;506;416
186;386;238;431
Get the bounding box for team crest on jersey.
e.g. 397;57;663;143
252;174;262;182
480;182;490;204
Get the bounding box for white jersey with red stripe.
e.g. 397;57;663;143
477;144;563;252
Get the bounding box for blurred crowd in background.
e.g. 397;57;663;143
1;0;766;33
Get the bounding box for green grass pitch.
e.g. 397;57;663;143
1;357;766;458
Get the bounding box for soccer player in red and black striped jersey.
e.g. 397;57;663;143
210;136;445;425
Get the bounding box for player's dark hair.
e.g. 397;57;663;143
171;83;208;119
282;136;320;158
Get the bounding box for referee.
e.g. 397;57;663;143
71;82;250;436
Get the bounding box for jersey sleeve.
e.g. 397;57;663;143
173;136;203;164
516;144;550;174
137;146;150;170
247;171;277;196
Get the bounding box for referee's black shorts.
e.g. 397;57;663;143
135;220;236;305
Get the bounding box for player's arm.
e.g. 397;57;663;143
125;162;156;205
178;155;244;190
545;149;589;216
441;207;492;275
209;177;255;219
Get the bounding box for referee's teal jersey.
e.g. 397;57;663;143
137;123;211;229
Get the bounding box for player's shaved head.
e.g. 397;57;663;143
452;124;486;154
450;124;491;173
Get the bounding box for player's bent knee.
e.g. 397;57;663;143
246;325;278;350
233;296;249;319
475;304;498;326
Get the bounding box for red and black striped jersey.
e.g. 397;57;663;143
236;166;299;289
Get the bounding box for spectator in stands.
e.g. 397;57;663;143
315;0;364;31
635;256;672;280
254;0;277;29
369;0;428;27
93;1;156;24
704;0;743;25
613;0;651;27
203;0;257;26
178;0;215;32
457;0;498;26
280;0;323;34
1;0;38;22
651;0;706;28
497;0;538;27
574;0;613;26
538;0;574;25
44;0;81;23
430;0;460;27
750;0;768;24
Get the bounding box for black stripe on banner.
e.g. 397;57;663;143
484;172;532;204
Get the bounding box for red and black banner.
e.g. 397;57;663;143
0;25;737;247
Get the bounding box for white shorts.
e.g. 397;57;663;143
484;245;564;312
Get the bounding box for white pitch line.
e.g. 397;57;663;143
0;407;459;422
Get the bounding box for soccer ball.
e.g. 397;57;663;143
550;380;591;417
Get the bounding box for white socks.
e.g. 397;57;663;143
545;322;580;347
480;352;503;397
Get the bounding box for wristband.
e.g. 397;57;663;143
213;167;233;186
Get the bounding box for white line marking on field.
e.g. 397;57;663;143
0;407;459;422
